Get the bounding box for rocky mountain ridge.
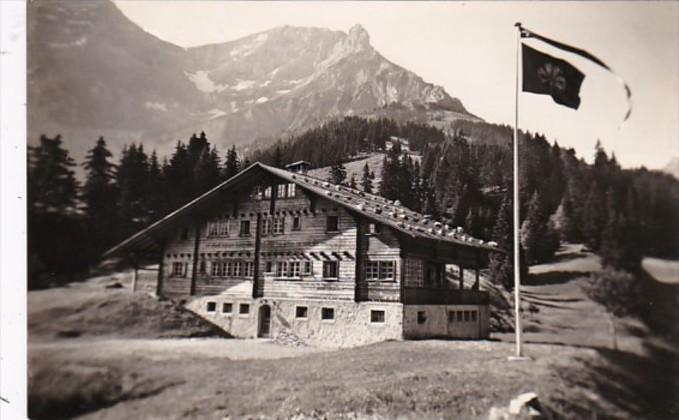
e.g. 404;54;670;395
28;0;480;160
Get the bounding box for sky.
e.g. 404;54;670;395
114;1;679;169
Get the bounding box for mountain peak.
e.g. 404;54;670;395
348;24;370;44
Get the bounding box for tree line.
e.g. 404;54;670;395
28;116;679;291
28;132;245;289
253;116;679;289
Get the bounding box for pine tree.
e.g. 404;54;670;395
273;144;283;168
329;162;347;185
146;150;167;221
117;143;151;237
81;136;118;258
194;146;221;194
488;191;528;290
223;145;241;180
28;134;84;288
28;134;79;215
349;174;357;189
361;162;373;193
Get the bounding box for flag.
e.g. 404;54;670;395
520;25;632;121
522;44;584;110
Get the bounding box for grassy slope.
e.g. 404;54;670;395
27;245;679;419
28;274;224;341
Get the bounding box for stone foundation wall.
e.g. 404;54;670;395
186;295;404;347
403;304;490;339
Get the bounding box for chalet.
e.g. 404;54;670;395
105;163;500;347
284;160;312;174
386;136;410;153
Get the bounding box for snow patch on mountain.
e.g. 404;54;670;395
232;79;257;91
208;109;227;119
144;101;168;112
186;70;229;93
49;36;87;48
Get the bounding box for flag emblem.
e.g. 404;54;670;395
522;44;584;109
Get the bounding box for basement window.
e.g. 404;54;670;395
222;303;233;314
417;311;427;325
296;306;308;319
370;310;385;323
239;303;250;315
321;307;335;320
206;302;216;312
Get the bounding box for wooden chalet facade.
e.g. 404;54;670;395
106;163;500;347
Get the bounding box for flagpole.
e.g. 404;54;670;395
512;22;523;358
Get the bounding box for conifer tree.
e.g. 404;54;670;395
329;161;347;185
28;134;83;288
146;150;166;221
223;145;241;180
117;143;150;237
82;136;118;258
349;174;357;189
489;191;528;290
361;162;374;193
194;146;221;194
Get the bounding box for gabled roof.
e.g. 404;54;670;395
104;162;501;258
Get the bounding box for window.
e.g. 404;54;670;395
239;304;250;315
365;261;379;280
456;311;463;322
368;223;381;234
265;261;274;273
323;261;338;279
277;184;287;197
296;306;308;318
371;310;385;323
448;311;456;323
233;261;243;277
206;302;216;312
264;187;272;199
222;303;233;314
417;311;427;324
288;261;301;278
365;261;395;281
321;307;335;320
172;262;185;277
207;219;228;238
326;215;339;232
287;183;296;197
239;220;251;236
471;310;477;322
303;261;312;275
464;311;471;322
261;218;271;236
276;261;288;277
272;217;285;235
379;261;395;281
199;260;206;274
243;261;254;277
292;216;301;231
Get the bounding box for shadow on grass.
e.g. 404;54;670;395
543;342;679;420
28;362;184;420
524;270;586;286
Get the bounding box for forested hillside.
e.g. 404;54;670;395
27;117;679;290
